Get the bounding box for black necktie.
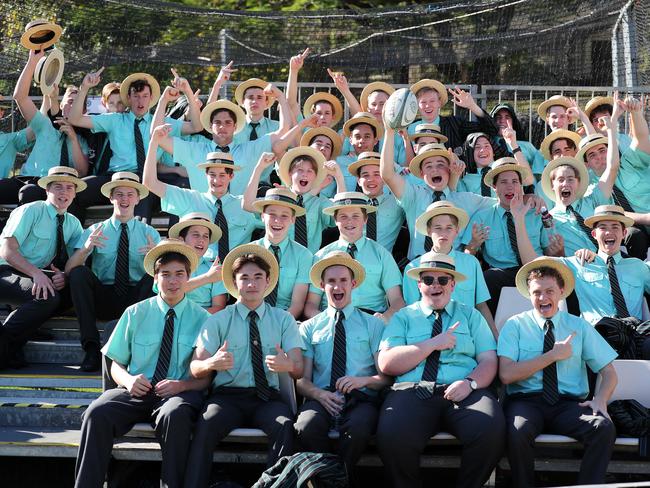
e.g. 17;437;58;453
294;194;308;247
59;134;69;166
134;118;145;173
416;311;443;400
53;214;68;270
265;245;281;306
216;145;230;153
480;167;491;197
567;205;598;247
214;198;229;262
248;311;272;401
542;319;560;405
424;192;445;251
607;256;630;318
505;210;522;266
612;185;634;213
249;122;260;141
330;310;347;390
152;308;175;385
366;198;378;241
346;242;357;260
114;223;130;297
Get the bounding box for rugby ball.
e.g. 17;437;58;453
383;88;418;130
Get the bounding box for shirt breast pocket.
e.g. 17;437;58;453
484;232;507;257
349;332;372;357
581;270;606;288
450;324;475;357
518;345;543;362
32;223;53;249
312;329;332;365
619;273;643;303
176;336;196;375
280;265;299;285
406;332;430;346
133;335;160;372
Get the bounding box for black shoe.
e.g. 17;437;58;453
8;349;27;369
80;345;101;372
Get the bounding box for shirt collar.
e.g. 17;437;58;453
204;191;230;205
45;201;60;219
338;235;366;250
109;216;135;231
236;300;267;321
263;235;289;253
417;299;451;318
155;294;189;317
326;302;355;320
532;308;562;328
597;250;622;264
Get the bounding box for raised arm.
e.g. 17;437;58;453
628;96;650;155
597;101;623;199
170;69;203;135
509;191;539;263
13;50;45;124
287;48;310;121
502;122;534;186
327;68;361;116
271;113;319;157
567;97;596;136
207;61;236;105
69;67;104;129
267;83;291;136
380;126;406;198
142;124;171;197
242;152;276;212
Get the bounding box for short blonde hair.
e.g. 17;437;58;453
101;82;121;103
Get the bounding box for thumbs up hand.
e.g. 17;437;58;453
265;343;294;373
210;340;234;371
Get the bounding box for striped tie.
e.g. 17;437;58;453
248;311;272;401
152;308;175;385
214;198;229;262
294;194;308;247
114;223;130;297
505;210;522;266
53;214;68;270
416;311;443;399
567;205;598;248
329;310;347;390
612;185;634;213
265;245;280;306
346;242;357;260
424;192;445;251
249;122;260;141
607;256;630;318
542;319;559;405
134;118;145;173
366;198;378;241
480;167;491;197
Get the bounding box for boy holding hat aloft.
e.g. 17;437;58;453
0;167;84;369
304;192;404;322
498;257;617;487
75;240;211;488
66;172;160;371
296;251;390;478
185;244;304;487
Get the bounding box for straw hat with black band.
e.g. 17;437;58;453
100;171;149;199
360;81;395;112
584;205;634;229
539;129;582;161
342;112;384;140
537;95;572;119
302;92;344;127
408;143;450;179
33;48;64;96
119;73;161;110
584;96;614;121
144;239;199;277
300;127;343;160
21;19;62;51
221;244;279;299
234;78;276;108
309;251;365;289
200;100;247;134
575;133;609;164
323;192;377;217
251;188;305;217
168;212;222;244
515;256;575;299
405;252;466;282
196;152;241;172
483;157;531;188
347;151;381;177
415;201;469;237
277;146;327;188
540;156;589;201
38;166;87;192
409;79;448;106
409;123;449;144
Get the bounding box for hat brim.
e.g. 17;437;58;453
38;175;87;193
234;79;276;108
323;202;377;217
360;82;395;112
100;180;149;199
302;93;344;127
278;146;327;188
221;244;279;299
34;48;64;97
120;73;161;110
537;97;571;119
168;219;222;244
484;163;531;188
515;257;575;299
342;115;384;140
409;131;448;144
576;138;608;165
409;148;450;179
405;265;466;283
196;161;242;172
347;158;380;178
299;127;343;160
251;198;305;217
584;96;614;120
409;79;448;106
21;22;62;50
415;206;469;237
539;130;582;160
200;100;247;135
144;242;199;277
540;157;589;201
309;256;366;289
584;213;634;229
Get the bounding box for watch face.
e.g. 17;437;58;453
468;379;478;390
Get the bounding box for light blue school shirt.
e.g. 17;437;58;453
159;132;211;167
456;163;496;197
0;129;30;178
370;191;405;252
341;131;406;165
233;116;279;145
289;192;334;254
185;256;222;308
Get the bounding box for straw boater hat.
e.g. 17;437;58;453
584;96;614;121
415;201;469;237
360;81;395;112
196;152;241;172
515;256;575;299
199;100;247;134
539;129;582;160
38;166;87;192
584;204;634;229
347;151;380;177
33;48;64;96
277;146;327;188
342;112;384;140
143;239;199;277
168;212;222;244
323;192;378;217
119;73;160;110
309;251;366;289
409;143;450;179
537;95;572;119
409;123;449;144
540;156;589;201
405;252;466;282
484;157;531;188
299;127;343;160
302;92;344;126
21;19;62;51
252;187;306;217
234;78;276;108
409;79;448;106
221;244;279;299
575;133;609;164
100;171;149;199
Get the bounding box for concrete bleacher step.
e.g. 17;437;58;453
23;340;85;365
0;396;91;428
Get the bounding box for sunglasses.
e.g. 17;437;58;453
420;275;452;286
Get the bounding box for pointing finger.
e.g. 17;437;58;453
301;47;311;58
448;321;461;332
96;66;105;76
564;332;576;343
170;67;180;79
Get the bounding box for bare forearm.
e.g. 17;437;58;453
378;343;434;377
514;218;538;263
69;137;89;176
499;354;555;384
1;244;42;278
64;248;91;274
110;361;135;388
593;364;617;403
189;358;215;379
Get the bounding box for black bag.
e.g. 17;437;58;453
608;399;650;458
595;317;650;359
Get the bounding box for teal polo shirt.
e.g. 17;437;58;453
0;201;82;269
497;138;545;176
233;116;279;145
334;153;358;197
159;132;211;168
90;111;183;172
456;162;496;197
25;111;90;176
186;256;222;308
74;216;160;284
252;236;313;311
341;131;406;165
161;185;261;259
310;236;402;313
196;301;304;390
617;132;632;154
371;192;405;252
103;295;209;380
461;202;549;269
403;249;490;306
171;134;273;194
381;299;496;385
560;252;650;325
289;192;333;254
498;309;617;398
0;129;30;178
301;303;384;395
398;182;496;260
